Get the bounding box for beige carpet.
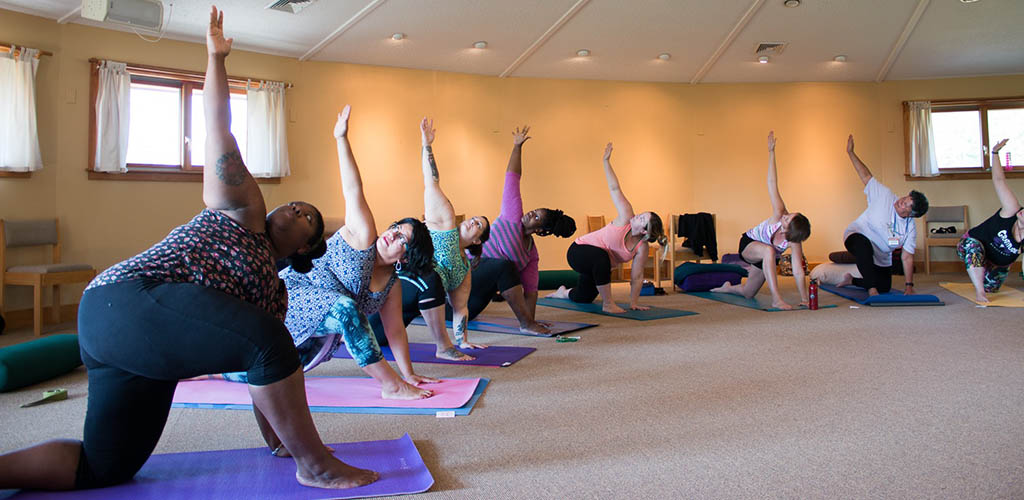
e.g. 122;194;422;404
2;272;1023;499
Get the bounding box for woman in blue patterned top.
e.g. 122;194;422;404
419;117;492;360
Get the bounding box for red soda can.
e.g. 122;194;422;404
809;279;819;310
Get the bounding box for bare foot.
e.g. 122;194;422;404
520;321;551;335
603;303;627;314
381;380;433;400
273;444;334;458
709;283;735;294
295;458;379;490
836;273;853;287
867;288;879;296
771;299;793;310
546;286;570;299
975;292;990;304
435;345;475;361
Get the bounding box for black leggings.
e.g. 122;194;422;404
844;233;892;293
444;257;521;321
368;271;446;346
75;280;299;488
567;242;613;303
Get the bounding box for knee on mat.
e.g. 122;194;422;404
76;451;145;489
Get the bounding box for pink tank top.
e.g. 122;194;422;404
575;223;638;264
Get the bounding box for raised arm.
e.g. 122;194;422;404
333;106;375;248
420;118;456;231
846;135;873;186
505;126;531;175
991;139;1021;217
202;7;264;229
767;131;788;219
603;143;635;225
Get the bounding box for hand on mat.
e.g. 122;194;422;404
384;379;434;400
771;300;793;311
603;303;627;314
459;341;489;350
904;284;915;295
333;105;350;138
629;303;651;311
512;125;531;145
975;291;991;304
520;321;551;335
404;373;440;386
206;6;233;57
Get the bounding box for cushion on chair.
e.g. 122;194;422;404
7;263;94;274
0;334;82;392
676;272;743;292
828;251;856;264
3;220;58;248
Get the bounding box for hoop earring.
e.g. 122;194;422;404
394;261;403;272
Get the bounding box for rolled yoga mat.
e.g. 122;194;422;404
686;291;837;312
3;434;433;500
172;377;487;415
335;342;536;367
819;284;944;306
537;270;580;290
0;334;82;392
536;297;698;320
939;282;1024;307
409;315;597;338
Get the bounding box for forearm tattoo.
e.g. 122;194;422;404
424;145;439;181
454;316;468;344
215;150;247;186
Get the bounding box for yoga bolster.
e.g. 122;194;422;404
537;270;580;290
0;334;82;392
676;272;744;292
829;251;857;264
673;262;748;283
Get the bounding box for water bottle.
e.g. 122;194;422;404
808;279;819;310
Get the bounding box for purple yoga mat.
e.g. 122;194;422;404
4;434;433;500
335;342;536;367
172;377;480;409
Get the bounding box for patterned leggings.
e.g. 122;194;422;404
956;235;1010;292
224;295;383;382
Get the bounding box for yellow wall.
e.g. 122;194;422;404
2;9;1022;309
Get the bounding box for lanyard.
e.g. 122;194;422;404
890;210;909;237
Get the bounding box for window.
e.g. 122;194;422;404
921;97;1024;176
88;60;271;182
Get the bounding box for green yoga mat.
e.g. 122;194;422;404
537;270;580;290
686;292;837;312
536;297;697;320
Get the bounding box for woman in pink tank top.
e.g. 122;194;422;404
547;143;666;313
711;131;811;310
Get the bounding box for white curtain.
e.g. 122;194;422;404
907;100;940;177
93;60;131;173
246;81;290;178
0;46;43;172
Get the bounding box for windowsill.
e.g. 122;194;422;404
905;171;1024;181
0;171;32;178
87;169;281;184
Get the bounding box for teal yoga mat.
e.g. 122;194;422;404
686;292;837;311
536;298;697;320
819;284;944;306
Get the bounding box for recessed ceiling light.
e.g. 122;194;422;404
576;49;590;57
758;56;770;64
473;41;488;49
833;55;847;63
784;0;800;7
658;53;671;61
391;33;405;41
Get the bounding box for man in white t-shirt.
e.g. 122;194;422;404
839;135;929;296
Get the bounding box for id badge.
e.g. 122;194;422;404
887;236;900;248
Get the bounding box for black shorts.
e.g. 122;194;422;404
738;233;779;271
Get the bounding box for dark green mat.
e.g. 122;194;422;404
687;292;837;312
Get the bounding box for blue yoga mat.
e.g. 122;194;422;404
171;378;489;416
410;315;597;338
686;292;837;311
819;284;944;306
536;298;697;320
2;434;432;500
335;342;535;367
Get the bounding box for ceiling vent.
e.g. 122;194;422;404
755;42;788;56
265;0;318;14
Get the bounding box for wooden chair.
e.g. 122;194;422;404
923;205;968;274
653;213;717;290
0;219;96;336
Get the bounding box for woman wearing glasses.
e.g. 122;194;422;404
225;105;439;401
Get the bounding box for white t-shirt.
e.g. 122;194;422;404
843;177;917;267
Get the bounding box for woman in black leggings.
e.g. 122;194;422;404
0;8;376;493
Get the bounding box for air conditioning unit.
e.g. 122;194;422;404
81;0;164;31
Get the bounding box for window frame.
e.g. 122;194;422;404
903;96;1024;180
86;59;280;183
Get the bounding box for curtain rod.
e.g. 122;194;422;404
0;42;53;57
88;58;293;89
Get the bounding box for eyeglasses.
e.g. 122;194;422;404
388;223;410;251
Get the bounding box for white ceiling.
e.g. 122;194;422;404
2;0;1022;83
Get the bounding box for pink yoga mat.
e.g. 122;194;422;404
172;377;481;409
